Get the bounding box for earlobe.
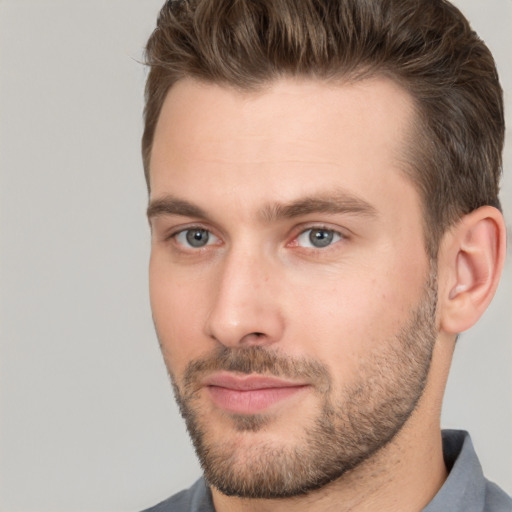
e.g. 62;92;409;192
439;206;506;335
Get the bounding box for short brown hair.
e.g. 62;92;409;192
142;0;504;256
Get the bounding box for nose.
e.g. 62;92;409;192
204;248;285;348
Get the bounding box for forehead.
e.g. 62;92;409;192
149;76;418;212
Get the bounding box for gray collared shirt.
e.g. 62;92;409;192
143;430;511;511
424;430;511;511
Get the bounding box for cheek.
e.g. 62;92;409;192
149;255;211;373
285;260;426;375
287;281;385;372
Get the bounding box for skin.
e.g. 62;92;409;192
147;77;506;511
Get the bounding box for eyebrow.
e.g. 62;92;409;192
147;196;208;220
147;190;378;223
259;191;378;222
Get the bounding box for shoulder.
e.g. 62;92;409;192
141;478;214;512
424;430;511;511
484;480;512;512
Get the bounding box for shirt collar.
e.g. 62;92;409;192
423;430;485;512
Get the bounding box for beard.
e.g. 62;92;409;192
165;269;438;499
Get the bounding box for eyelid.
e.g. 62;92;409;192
160;222;222;247
157;221;348;250
171;225;216;237
176;228;220;249
162;221;214;239
287;223;348;249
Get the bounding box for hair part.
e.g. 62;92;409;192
142;0;504;257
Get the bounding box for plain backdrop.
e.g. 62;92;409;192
0;1;510;511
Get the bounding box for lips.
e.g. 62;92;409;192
203;373;309;414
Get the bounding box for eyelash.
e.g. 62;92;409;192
293;226;344;248
166;224;218;243
166;224;346;251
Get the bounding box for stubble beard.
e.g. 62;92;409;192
166;270;438;499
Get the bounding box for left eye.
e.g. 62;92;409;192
296;228;342;248
174;228;219;248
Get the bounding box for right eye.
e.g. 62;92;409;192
174;228;219;248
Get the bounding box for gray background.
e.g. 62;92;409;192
0;1;510;511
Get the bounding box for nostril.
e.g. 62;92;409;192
238;332;269;346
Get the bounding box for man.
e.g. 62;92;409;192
141;0;510;510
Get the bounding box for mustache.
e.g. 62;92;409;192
181;345;331;394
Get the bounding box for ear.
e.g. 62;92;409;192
438;206;506;334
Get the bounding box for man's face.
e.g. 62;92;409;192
148;77;438;498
